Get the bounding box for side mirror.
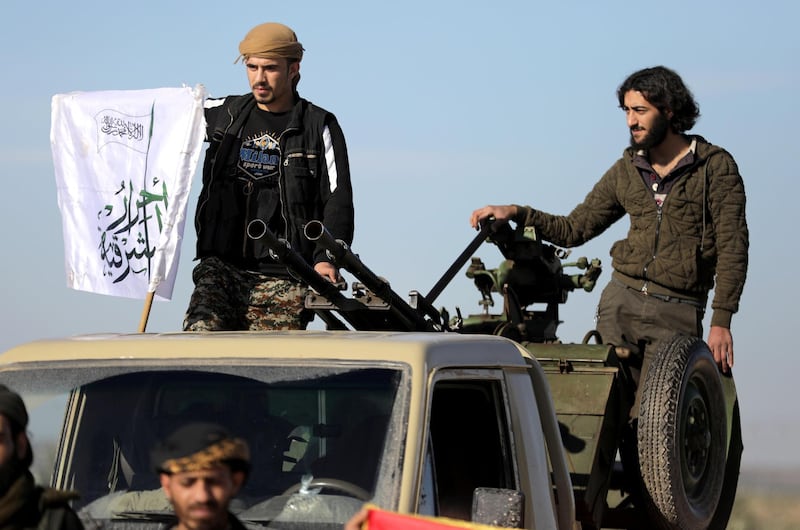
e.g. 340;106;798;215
471;487;524;528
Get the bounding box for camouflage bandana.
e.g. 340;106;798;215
159;437;250;474
152;422;250;474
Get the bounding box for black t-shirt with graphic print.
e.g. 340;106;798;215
237;106;292;274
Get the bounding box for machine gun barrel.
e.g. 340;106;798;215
248;221;371;329
304;220;436;331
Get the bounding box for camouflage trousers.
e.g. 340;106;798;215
183;257;312;331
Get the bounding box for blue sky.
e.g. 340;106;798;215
1;1;797;470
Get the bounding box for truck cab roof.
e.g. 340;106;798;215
0;330;533;367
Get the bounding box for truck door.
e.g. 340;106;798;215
418;371;517;521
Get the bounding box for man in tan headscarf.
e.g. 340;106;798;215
235;22;305;97
184;22;355;332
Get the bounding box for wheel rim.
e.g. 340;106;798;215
682;375;711;497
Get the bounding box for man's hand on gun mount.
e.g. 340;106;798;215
470;205;518;230
314;261;341;284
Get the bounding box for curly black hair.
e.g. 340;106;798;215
617;66;700;133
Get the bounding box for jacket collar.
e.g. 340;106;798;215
223;94;308;137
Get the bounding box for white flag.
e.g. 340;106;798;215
51;85;207;300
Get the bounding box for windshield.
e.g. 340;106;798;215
0;360;408;530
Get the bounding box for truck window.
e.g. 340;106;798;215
424;378;516;520
3;363;407;530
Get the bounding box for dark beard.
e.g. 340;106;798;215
0;456;26;496
629;113;669;150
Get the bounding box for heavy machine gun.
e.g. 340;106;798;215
251;220;444;332
250;218;741;530
252;218;601;340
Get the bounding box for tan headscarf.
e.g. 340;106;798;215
236;22;304;63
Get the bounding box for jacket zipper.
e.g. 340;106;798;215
641;204;664;295
277;126;300;241
637;154;668;294
637;146;701;296
242;180;254;255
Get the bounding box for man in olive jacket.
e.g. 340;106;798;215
471;66;748;416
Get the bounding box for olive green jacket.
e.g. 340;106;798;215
515;136;748;328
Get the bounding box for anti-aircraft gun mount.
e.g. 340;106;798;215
252;218;742;530
453;221;602;343
252;217;602;340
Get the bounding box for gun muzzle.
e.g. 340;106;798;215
304;220;347;261
247;221;364;317
305;220;436;331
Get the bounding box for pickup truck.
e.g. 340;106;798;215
0;331;573;530
0;220;741;530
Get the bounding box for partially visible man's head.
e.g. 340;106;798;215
152;422;250;530
617;66;700;134
0;385;32;494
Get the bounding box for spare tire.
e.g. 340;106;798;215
637;334;727;529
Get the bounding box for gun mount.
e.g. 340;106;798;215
255;218;600;343
456;221;602;343
250;221;448;331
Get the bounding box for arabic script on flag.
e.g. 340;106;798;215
50;85;206;300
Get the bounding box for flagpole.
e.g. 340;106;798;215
138;291;155;332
